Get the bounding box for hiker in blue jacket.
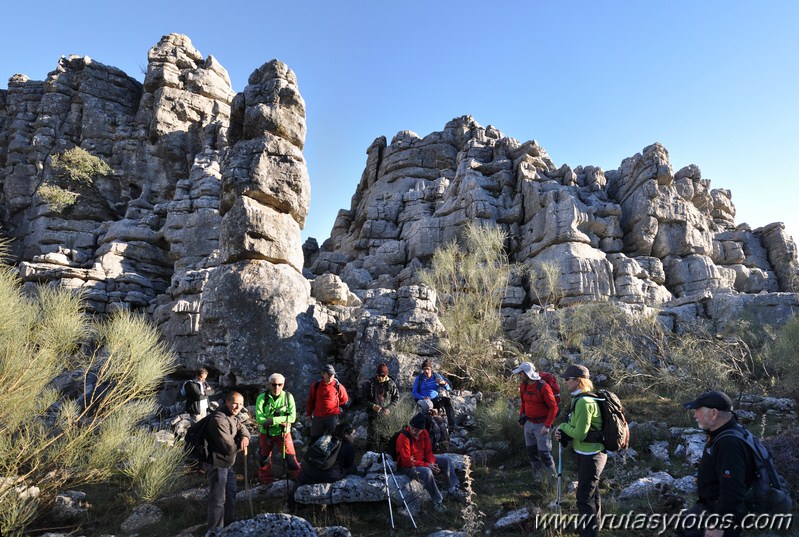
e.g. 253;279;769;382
412;359;456;430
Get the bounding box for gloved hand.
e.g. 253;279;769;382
518;415;528;426
558;432;571;447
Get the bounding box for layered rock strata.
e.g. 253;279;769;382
311;116;799;332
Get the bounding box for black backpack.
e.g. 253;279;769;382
184;412;213;462
386;429;412;461
711;428;793;515
574;390;630;451
304;433;342;470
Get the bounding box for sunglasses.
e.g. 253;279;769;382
564;377;577;381
271;383;283;386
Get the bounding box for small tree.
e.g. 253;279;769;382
0;248;183;536
36;147;113;213
420;223;510;389
50;147;112;186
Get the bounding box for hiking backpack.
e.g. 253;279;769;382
539;372;561;410
386;429;412;461
711;428;793;514
574;390;630;451
184;412;213;462
304;433;342;470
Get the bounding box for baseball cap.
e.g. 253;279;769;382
511;361;541;381
321;364;336;376
562;364;590;379
377;363;389;375
682;390;733;411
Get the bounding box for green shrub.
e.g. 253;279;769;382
420;223;510;391
36;183;79;212
474;395;525;453
50;146;111;186
763;315;799;399
0;247;181;536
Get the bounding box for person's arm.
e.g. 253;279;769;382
558;398;595;442
396;432;414;468
306;382;316;418
386;380;399;409
519;383;526;417
436;373;451;391
541;383;557;428
421;430;435;465
254;393;268;425
338;384;350;408
411;375;424;400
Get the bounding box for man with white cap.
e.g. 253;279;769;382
512;361;558;475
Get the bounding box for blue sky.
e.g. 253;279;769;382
2;1;798;245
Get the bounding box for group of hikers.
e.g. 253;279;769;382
185;359;791;537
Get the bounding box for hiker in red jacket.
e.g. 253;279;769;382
512;361;557;475
306;364;349;443
396;413;464;512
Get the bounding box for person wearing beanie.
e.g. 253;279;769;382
412;359;456;430
361;362;399;450
555;364;605;537
512;361;558;476
678;391;755;537
306;364;350;443
396;412;463;511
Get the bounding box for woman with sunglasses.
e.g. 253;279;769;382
255;372;301;484
555;365;606;537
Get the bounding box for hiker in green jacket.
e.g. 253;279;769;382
255;373;301;484
555;364;606;537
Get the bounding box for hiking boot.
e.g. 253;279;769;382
448;488;468;502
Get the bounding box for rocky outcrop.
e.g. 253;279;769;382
198;59;324;388
3;37;798;398
311;117;799;328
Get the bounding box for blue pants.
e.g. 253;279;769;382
206;464;237;529
400;454;458;504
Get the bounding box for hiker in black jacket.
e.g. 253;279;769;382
185;367;213;423
681;390;755;537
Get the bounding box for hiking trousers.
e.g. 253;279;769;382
258;432;301;483
206;464;237;529
400;454;458;504
575;451;607;537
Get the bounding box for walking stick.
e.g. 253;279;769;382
386;456;417;529
243;446;255;519
556;441;562;517
381;452;396;529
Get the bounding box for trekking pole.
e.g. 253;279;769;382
243;446;255;519
556;441;562;518
381;452;396;529
386;456;417;529
283;427;290;506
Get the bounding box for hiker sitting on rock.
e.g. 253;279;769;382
297;421;357;485
254;372;301;484
395;413;464;512
416;398;450;453
412;359;456;430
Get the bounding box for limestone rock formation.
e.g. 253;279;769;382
0;35;326;389
3;37;798;399
311;116;799;330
